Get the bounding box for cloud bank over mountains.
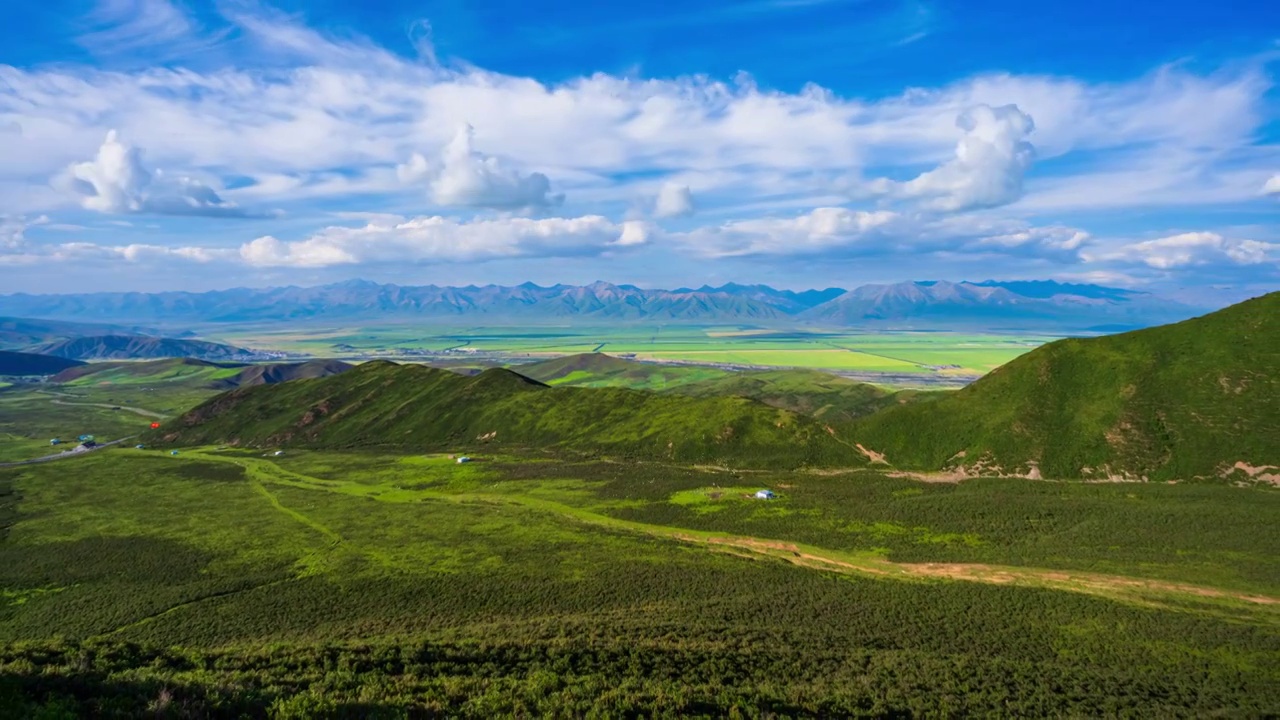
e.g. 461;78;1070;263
0;0;1275;293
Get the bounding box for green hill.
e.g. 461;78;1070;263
852;292;1280;480
516;353;940;422
50;357;241;385
155;361;864;467
516;352;731;390
0;350;85;376
210;359;353;389
669;368;942;423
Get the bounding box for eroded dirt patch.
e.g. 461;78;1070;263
855;443;888;465
1223;461;1280;486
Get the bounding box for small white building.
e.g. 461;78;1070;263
273;450;285;456
755;489;776;500
457;456;472;464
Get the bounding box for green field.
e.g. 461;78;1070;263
2;446;1277;716
212;324;1053;376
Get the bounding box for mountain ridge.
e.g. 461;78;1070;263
153;361;864;467
0;279;1207;330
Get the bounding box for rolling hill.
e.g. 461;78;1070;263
49;357;241;385
517;352;942;422
33;335;253;361
668;368;943;423
852;292;1280;481
210;359;354;389
0;279;1199;330
0;350;85;376
155;361;865;467
516;352;733;389
52;357;352;389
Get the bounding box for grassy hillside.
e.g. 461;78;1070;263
156;361;864;467
669;368;943;422
210;359;353;389
853;292;1280;480
0;350;84;376
50;357;241;385
517;353;942;422
1;449;1277;715
516;352;732;389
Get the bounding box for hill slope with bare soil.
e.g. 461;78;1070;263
852;292;1279;481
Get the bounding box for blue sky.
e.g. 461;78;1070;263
0;0;1277;299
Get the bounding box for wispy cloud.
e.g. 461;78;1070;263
75;0;229;59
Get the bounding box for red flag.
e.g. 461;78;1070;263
150;422;160;429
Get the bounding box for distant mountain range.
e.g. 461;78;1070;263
0;316;176;348
0;279;1210;330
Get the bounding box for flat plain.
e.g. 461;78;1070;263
211;323;1053;377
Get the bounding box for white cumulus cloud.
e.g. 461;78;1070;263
399;125;563;210
654;183;696;218
61;131;263;218
679;208;902;257
1264;174;1280;196
240;215;647;267
871;104;1036;211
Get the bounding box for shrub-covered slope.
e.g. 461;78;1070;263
156;362;864;467
669;368;942;423
852;292;1279;480
518;353;939;421
517;353;731;390
210;359;353;389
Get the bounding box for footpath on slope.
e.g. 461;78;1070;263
38;390;170;419
178;449;1280;621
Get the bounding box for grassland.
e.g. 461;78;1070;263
1;447;1277;715
0;358;240;462
0;391;157;463
212;323;1052;377
48;360;239;416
